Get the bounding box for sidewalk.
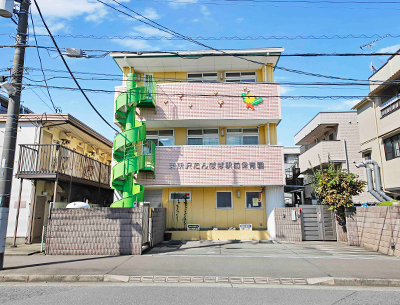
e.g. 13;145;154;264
1;241;400;286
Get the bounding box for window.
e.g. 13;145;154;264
383;134;400;161
226;128;259;145
146;129;174;146
363;152;371;161
187;72;218;83
225;71;256;83
187;128;219;145
216;192;232;209
246;192;262;209
169;191;192;202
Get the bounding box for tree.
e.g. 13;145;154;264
310;161;366;219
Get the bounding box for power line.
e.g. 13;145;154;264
22;83;383;99
3;32;400;41
32;0;118;133
29;8;60;113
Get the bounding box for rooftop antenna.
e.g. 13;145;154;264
360;34;389;72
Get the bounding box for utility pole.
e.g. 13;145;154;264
0;0;30;270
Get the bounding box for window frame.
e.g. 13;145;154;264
187;72;218;83
226;127;259;145
215;191;233;210
225;71;257;83
169;191;192;202
187;128;219;145
383;133;400;161
146;129;175;146
245;191;263;210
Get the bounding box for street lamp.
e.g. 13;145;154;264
0;0;14;18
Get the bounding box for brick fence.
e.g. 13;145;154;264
46;207;166;255
346;207;400;257
274;207;302;242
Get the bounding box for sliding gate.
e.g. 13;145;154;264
301;205;336;241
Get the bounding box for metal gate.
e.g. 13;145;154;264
301;205;337;241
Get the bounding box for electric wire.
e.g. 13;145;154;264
32;0;118;133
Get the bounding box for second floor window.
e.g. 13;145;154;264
383;133;400;161
227;128;259;145
225;71;256;83
187;72;218;83
146;129;174;146
187;128;219;145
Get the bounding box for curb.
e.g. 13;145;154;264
1;275;400;287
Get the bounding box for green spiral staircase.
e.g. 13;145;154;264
111;73;156;207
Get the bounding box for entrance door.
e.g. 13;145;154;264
301;205;336;241
32;196;47;243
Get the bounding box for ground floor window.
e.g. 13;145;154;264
216;191;232;209
246;191;262;209
169;191;192;202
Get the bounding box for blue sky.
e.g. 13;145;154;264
1;0;400;147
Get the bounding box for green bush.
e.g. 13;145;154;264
376;201;393;206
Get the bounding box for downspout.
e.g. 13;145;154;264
358;164;383;202
364;160;393;201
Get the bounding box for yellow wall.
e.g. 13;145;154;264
269;123;277;145
174;127;186;145
162;187;267;230
40;126;112;164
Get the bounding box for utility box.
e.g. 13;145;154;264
0;0;14;18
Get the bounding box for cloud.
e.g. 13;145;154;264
114;39;160;51
236;17;244;23
132;25;171;37
200;5;211;18
169;0;198;9
378;44;400;53
192;19;199;22
33;20;68;35
280;86;293;95
140;8;160;20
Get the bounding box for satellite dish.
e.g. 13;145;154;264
0;0;14;18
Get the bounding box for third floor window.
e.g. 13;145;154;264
225;71;256;83
187;72;218;83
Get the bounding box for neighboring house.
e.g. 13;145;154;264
0;93;33;114
0;113;113;244
294;112;375;204
352;52;400;200
283;147;303;206
110;48;286;240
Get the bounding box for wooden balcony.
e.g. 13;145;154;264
16;144;111;188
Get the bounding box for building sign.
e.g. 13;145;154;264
187;224;200;231
169;162;264;170
239;224;253;231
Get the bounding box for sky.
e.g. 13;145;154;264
1;0;400;147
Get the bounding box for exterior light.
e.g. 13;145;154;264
1;81;16;95
0;0;14;18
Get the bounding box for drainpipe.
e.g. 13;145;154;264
363;165;384;202
363;160;393;201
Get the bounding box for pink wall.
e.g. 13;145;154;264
137;146;284;186
135;82;280;121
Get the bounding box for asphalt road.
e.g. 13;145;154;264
1;284;400;305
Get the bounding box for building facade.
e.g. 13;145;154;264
1;113;113;244
294;112;375;204
352;53;400;200
110;48;286;240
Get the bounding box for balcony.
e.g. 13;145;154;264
115;82;281;127
381;94;400;117
299;140;346;173
17;144;111;188
136;145;284;186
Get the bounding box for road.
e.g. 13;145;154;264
1;283;400;305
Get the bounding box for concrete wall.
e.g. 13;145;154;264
346;207;400;257
273;207;302;242
151;208;166;246
46;208;146;255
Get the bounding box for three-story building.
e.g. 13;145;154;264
110;48;286;240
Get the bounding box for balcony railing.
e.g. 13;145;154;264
17;144;111;186
381;94;400;117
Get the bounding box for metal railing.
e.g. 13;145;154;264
381;95;400;117
17;144;111;185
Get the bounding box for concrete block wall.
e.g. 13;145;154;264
46;208;145;255
274;207;302;242
151;208;166;246
346;207;400;257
